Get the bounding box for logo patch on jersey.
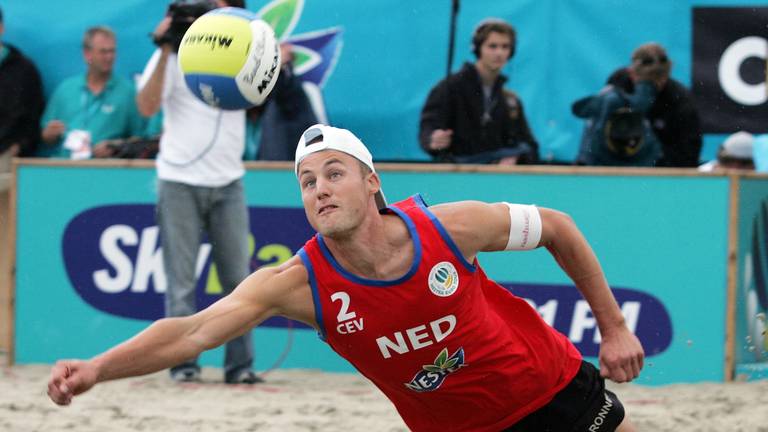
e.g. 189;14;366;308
428;262;459;297
404;347;466;392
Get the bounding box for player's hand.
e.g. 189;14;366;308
598;325;644;383
429;129;453;151
47;360;99;406
42;120;66;144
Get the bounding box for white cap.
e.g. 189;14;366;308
295;124;387;209
721;131;754;160
295;124;375;174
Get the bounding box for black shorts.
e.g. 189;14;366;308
502;361;625;432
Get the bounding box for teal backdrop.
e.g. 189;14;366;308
1;0;758;162
14;163;732;385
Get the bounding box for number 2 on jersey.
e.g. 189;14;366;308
331;291;356;321
331;292;364;334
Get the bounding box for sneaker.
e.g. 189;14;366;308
225;370;264;385
170;366;201;383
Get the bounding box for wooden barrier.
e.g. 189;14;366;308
5;158;768;377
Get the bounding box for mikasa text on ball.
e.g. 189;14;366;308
178;7;280;110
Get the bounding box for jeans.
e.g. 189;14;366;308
157;178;253;379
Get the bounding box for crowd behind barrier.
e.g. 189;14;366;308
1;0;762;166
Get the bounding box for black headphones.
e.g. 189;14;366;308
471;18;516;60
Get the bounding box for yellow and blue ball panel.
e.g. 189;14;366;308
178;7;258;110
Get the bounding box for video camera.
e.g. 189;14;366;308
153;0;216;51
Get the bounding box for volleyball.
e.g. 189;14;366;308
177;7;280;110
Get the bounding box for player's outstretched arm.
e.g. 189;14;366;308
47;257;310;405
535;208;644;383
431;201;644;383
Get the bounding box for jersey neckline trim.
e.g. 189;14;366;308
316;204;422;287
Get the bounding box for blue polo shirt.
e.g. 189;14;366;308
39;74;146;158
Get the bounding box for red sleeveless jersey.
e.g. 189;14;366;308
298;195;582;432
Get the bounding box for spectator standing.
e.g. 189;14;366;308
607;43;702;167
136;0;258;384
39;26;145;159
0;6;45;338
419;18;538;165
0;6;45;161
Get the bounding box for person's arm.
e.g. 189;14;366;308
136;18;173;117
47;257;311;405
136;46;171;117
536;209;643;383
418;80;453;156
431;201;644;383
40;87;66;147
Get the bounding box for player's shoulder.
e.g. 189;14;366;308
239;255;311;311
428;200;502;237
273;255;310;283
429;200;494;220
245;255;310;294
425;200;509;260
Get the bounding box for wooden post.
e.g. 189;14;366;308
3;159;18;366
0;159;15;366
724;174;740;381
0;172;9;362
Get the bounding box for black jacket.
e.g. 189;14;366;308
256;62;318;161
0;43;44;156
608;68;702;167
419;62;538;163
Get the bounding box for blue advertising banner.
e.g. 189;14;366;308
14;163;730;384
2;0;761;162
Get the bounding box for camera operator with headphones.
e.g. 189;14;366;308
136;0;261;385
419;18;539;165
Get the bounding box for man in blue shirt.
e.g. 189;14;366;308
39;26;145;159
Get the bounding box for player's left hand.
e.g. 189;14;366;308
47;359;99;406
598;325;644;383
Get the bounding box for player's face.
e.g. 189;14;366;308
478;32;511;72
298;151;373;238
84;33;116;76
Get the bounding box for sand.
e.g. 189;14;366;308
2;364;768;432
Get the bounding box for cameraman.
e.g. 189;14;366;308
136;0;260;385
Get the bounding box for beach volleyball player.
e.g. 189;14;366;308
49;124;643;431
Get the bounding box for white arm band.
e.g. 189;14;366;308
503;203;542;250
